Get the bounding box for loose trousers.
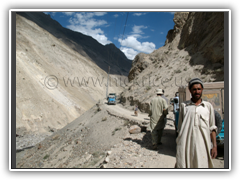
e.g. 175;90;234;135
151;117;167;145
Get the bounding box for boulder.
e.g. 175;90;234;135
129;125;141;134
104;156;110;163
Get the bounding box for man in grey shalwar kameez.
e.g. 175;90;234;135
176;78;218;168
149;89;168;150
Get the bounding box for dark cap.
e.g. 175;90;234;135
188;78;204;89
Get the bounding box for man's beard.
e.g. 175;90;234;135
192;92;202;101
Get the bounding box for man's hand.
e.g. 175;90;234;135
211;147;217;159
210;130;217;159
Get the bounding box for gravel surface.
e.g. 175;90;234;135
16;102;224;169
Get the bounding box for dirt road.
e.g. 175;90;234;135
104;101;224;169
105;102;150;121
16;101;224;169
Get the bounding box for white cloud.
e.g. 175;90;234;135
114;14;119;18
73;13;107;28
119;36;155;54
120;47;138;60
66;12;111;45
130;25;148;39
63;12;75;16
160;32;164;34
118;24;156;58
132;25;147;34
95;34;111;45
94;12;107;16
133;13;147;16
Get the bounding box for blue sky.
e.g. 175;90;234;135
44;11;175;60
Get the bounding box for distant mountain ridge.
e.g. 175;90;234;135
17;12;132;76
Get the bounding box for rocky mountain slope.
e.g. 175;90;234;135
17;12;132;76
16;13;128;135
16;101;144;168
17;101;175;168
120;12;224;113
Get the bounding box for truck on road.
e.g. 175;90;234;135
107;93;117;105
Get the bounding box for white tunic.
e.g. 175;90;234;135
176;100;217;168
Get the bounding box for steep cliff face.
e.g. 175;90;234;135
121;12;224;113
178;12;224;65
165;12;189;46
128;53;152;82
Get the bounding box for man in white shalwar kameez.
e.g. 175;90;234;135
176;78;218;168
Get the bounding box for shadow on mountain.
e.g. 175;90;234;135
177;12;224;81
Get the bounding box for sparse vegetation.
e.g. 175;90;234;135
185;55;190;61
94;106;101;114
146;86;151;91
112;127;122;135
92;151;105;158
123;120;130;127
174;69;182;74
43;154;49;159
155;77;160;81
184;67;187;71
92;106;101;117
